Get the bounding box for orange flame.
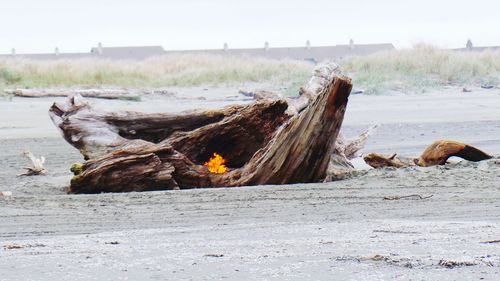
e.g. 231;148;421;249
204;152;228;174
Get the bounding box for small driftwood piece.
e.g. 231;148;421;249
383;194;433;200
5;88;140;101
18;151;47;176
364;140;492;169
50;62;353;193
438;259;477;268
0;191;12;199
363;153;412;168
480;239;500;244
238;89;283;100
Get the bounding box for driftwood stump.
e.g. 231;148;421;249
49;63;353;193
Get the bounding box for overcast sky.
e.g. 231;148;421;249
1;0;499;53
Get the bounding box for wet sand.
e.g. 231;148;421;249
1;86;499;280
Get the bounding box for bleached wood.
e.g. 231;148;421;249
5;88;140;101
18;151;47;176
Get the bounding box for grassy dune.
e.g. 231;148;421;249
1;45;500;96
0;54;313;90
343;44;500;94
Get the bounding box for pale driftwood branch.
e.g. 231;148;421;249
18;151;47;176
335;124;378;161
343;125;378;159
324;125;378;180
50;62;352;193
5;89;141;101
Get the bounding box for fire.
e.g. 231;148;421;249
204;152;228;174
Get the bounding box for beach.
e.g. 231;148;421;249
1;86;499;280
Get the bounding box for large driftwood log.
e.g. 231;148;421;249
50;62;352;193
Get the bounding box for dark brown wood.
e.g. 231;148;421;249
49;62;353;193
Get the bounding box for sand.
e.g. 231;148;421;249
0;86;499;280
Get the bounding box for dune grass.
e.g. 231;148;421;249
0;54;313;91
342;44;500;94
1;45;500;96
